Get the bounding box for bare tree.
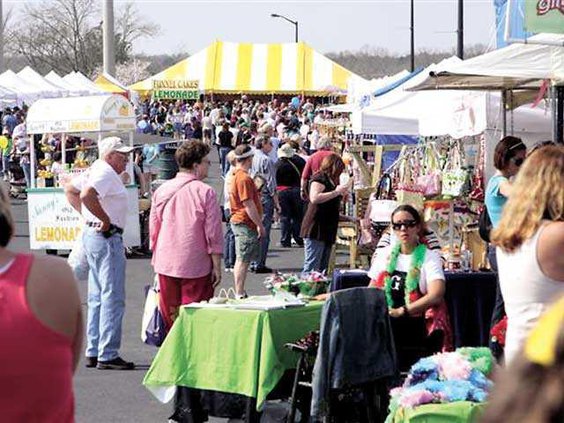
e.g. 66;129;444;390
7;0;159;76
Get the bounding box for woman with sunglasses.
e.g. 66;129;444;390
485;136;527;357
368;205;451;370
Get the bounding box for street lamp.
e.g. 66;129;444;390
271;13;299;43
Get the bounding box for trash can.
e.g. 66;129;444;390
156;144;178;180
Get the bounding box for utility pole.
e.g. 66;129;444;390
457;0;464;59
0;0;4;73
103;0;115;76
410;0;415;71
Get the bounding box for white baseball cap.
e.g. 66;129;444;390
98;136;135;157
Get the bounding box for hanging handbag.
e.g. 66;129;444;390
442;141;467;198
416;143;442;198
368;173;398;223
141;275;166;347
469;134;486;202
395;147;425;210
478;204;492;243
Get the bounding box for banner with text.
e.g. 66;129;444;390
28;189;141;250
525;0;564;34
152;80;200;100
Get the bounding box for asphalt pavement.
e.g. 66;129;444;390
8;153;309;423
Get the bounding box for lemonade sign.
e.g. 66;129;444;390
152;80;200;100
525;0;564;34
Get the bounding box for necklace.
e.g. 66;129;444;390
374;243;427;308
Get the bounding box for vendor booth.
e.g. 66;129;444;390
25;94;140;250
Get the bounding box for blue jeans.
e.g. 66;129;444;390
303;238;332;274
21;161;31;188
219;147;232;176
223;212;236;268
82;227;126;361
253;194;274;268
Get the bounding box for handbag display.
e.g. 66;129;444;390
416;143;442;198
369;173;398;223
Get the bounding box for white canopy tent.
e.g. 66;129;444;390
62;72;105;95
410;34;564;91
0;85;18;108
45;70;90;96
18;66;67;98
346;70;411;108
0;70;52;104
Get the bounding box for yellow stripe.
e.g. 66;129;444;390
303;44;313;92
296;42;305;92
332;63;350;90
266;44;282;92
204;42;217;91
213;41;224;92
236;43;253;91
162;59;189;81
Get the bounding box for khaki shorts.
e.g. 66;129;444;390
231;223;259;263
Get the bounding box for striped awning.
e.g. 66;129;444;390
130;41;364;96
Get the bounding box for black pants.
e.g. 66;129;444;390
279;187;304;247
391;315;443;372
487;244;505;359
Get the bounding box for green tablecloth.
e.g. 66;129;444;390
390;401;485;423
143;302;323;409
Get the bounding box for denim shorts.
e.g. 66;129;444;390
231;223;259;263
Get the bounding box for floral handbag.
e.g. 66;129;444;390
442;141;467;198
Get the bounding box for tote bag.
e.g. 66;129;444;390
141;276;167;347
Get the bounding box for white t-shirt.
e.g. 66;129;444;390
72;159;129;229
368;246;444;300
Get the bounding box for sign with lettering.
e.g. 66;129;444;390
525;0;564;34
28;189;141;250
152;80;200;100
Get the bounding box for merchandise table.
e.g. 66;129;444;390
388;401;485;423
331;270;497;348
143;302;323;411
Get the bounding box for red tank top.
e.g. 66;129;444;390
0;254;74;422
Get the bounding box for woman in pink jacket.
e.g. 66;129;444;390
150;140;224;331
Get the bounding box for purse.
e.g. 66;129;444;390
416;143;442;198
141;275;166;347
395;148;425;210
442;141;467;198
369;173;398;223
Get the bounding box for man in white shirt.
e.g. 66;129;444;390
65;137;135;371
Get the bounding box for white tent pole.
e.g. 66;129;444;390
61;134;66;169
30;135;36;188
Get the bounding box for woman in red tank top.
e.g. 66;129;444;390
0;182;83;422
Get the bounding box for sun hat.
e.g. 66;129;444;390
277;143;295;159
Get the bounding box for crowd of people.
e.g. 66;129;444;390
0;92;562;421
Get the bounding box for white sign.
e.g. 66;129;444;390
28;188;141;250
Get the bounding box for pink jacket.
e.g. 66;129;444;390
150;173;223;278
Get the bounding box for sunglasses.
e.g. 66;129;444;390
392;220;418;231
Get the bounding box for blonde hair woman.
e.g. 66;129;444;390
492;145;564;365
0;182;82;421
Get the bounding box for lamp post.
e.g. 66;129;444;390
271;13;299;43
103;0;115;76
410;0;414;72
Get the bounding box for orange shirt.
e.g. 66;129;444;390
229;168;263;229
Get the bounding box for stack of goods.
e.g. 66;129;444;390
386;347;494;422
264;272;329;299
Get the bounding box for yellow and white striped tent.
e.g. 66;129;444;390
130;41;364;96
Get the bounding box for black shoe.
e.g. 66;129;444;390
85;357;98;368
279;243;292;248
254;265;273;274
97;357;135;370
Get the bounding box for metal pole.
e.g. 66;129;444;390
295;22;299;43
103;0;115;76
0;0;4;73
502;90;507;137
410;0;415;72
457;0;464;59
553;86;564;145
